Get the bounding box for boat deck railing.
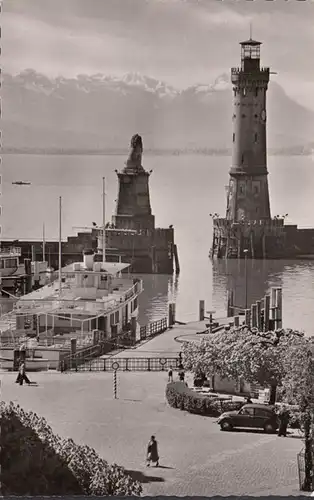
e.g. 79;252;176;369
0;247;22;256
13;280;142;316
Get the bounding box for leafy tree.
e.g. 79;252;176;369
281;340;314;491
1;402;142;496
182;326;305;403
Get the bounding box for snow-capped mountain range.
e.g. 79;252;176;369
2;70;314;151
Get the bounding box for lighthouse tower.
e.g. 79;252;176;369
226;38;271;222
211;38;286;259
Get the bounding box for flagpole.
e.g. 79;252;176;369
58;196;62;297
43;222;46;262
102;177;106;263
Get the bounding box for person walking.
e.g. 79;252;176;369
168;366;173;382
278;407;290;437
146;435;159;467
17;361;31;386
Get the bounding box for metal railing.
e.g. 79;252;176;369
59;316;170;372
13;280;142;316
63;356;180;373
140;317;167;340
59;333;135;372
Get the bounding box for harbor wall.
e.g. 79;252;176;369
2;226;175;274
212;218;314;259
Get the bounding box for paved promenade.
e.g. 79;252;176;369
104;320;221;360
1;370;304;496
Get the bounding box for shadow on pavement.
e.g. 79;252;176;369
125;470;165;484
231;428;272;434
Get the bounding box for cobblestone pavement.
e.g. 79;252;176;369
1;371;303;496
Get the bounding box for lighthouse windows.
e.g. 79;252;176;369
238;181;246;198
254;133;258;143
255;88;258;97
252;181;261;196
242;88;247;97
233;133;235;142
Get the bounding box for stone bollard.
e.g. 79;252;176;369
199;300;205;321
234;316;240;327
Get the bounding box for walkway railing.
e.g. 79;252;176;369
63;356;180;372
140;317;167;340
60;316;170;372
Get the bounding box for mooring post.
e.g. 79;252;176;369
251;303;257;328
244;309;251;327
275;288;283;329
171;302;176;325
256;300;262;330
227;289;234;317
168;303;176;327
207;310;216;333
270;287;276;320
168;303;173;327
234;315;240;327
264;294;270;331
199;300;205;321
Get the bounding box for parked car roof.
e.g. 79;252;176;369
243;404;274;411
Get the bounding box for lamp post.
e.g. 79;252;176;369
244;249;249;309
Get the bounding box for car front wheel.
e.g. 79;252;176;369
220;420;233;431
264;422;276;433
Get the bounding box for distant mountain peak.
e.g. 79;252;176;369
2;68;314;151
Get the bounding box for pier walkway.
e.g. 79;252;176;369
102;317;234;361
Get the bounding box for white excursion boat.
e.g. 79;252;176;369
0;250;143;371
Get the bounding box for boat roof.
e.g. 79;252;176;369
62;261;130;275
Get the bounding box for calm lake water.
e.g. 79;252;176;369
2;154;314;333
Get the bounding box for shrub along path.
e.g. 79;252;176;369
0;371;303;496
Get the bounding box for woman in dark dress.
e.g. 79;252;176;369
146;435;159;467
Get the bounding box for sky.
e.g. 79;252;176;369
3;0;314;110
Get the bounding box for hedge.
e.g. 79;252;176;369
165;382;243;417
1;401;142;496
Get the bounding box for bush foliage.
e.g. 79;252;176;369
165;382;243;417
0;401;142;496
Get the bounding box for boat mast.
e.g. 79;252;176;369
102;177;106;263
43;222;46;262
58;196;62;297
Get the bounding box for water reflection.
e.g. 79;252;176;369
136;274;173;326
212;259;314;333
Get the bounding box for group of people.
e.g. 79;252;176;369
168;365;185;383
